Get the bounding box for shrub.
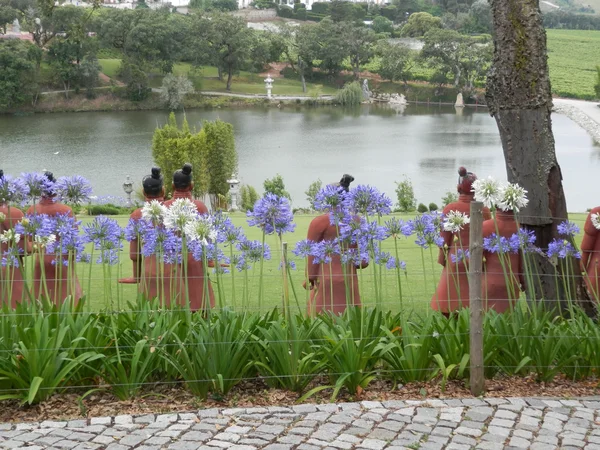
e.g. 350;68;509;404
277;4;294;18
428;202;438;211
372;16;393;34
305;179;322;210
118;61;151;102
89;204;122;215
417;203;428;213
395;176;417;212
160;74;194;110
240;184;259;211
263;174;291;200
595;65;600;99
295;7;307;20
441;191;458;207
311;1;329;14
306;12;325;21
335;81;363;106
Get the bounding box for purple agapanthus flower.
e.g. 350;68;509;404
386;257;406;271
55;175;93;205
230;254;249;272
547;239;581;259
483;233;512;254
374;249;393;266
1;246;22;267
451;249;470;263
141;226;181;263
279;260;297;271
310;239;340;264
508;228;539;254
293;239;314;258
0;174;29;205
411;213;442;249
314;184;347;212
15;213;54;238
46;214;85;258
83;216;123;264
345;185;392;216
384;218;411;239
21;172;55;201
557;221;580;238
214;215;244;245
338;247;368;266
237;239;271;262
247;194;296;235
355;220;387;249
124;218;149;242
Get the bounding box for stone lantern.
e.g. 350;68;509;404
227;175;240;211
122;175;134;206
264;74;274;99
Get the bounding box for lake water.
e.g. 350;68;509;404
1;104;598;212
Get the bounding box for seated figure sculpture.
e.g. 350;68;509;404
481;209;525;312
431;167;491;315
119;167;165;301
304;174;367;315
27;171;82;305
0;170;26;308
581;206;600;302
163;163;215;311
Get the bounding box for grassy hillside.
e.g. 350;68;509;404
547;29;600;99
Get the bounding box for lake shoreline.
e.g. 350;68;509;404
553;98;600;145
0;91;339;116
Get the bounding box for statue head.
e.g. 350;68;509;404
339;174;355;192
173;163;193;191
142;167;164;198
457;167;477;195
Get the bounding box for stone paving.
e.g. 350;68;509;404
2;397;600;450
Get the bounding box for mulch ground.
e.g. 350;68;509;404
1;375;599;423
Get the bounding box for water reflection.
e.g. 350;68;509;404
0;105;597;212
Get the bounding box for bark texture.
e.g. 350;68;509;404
485;0;593;314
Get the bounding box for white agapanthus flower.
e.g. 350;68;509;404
472;176;504;209
164;198;198;231
591;213;600;231
0;229;21;244
498;182;529;212
34;233;56;247
142;200;168;225
442;211;470;233
184;215;217;244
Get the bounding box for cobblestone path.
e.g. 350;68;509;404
2;397;600;450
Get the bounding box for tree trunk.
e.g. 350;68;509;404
298;56;306;93
217;66;223;81
226;67;233;91
486;0;593;315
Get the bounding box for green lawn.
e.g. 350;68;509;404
99;60;337;96
98;59;121;79
24;211;587;314
546;29;600;100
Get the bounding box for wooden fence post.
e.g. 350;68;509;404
469;201;485;396
282;242;290;315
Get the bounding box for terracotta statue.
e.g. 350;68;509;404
481;210;525;312
304;174;367;315
26;171;82;305
163;163;215;311
581;206;600;302
0;171;26;308
431;167;491;314
119;167;165;302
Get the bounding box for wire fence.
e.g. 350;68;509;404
1;203;600;402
